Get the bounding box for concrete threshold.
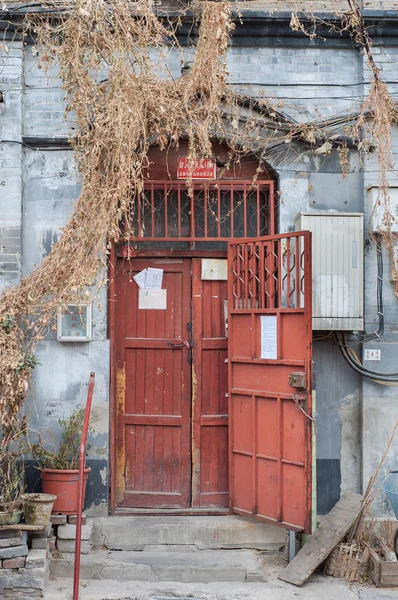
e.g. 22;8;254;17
92;515;285;551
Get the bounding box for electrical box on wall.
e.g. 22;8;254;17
367;186;398;233
294;212;364;331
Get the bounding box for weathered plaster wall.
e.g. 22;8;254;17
3;21;398;516
20;148;109;516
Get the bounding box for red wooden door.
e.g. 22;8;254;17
228;232;313;532
115;258;191;508
192;259;229;508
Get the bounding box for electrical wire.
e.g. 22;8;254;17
334;239;398;383
0;139;72;151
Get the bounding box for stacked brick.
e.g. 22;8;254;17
0;526;52;599
0;531;28;569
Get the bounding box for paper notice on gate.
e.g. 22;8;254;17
260;315;277;360
133;268;163;290
133;269;147;289
138;289;167;310
145;268;163;289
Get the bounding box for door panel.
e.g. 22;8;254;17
115;258;191;508
228;233;312;532
192;259;229;508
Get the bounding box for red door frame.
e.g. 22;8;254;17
109;174;278;514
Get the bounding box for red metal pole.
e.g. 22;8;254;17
73;372;95;600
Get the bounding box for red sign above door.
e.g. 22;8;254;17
177;157;216;180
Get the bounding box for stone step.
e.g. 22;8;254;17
50;548;266;583
92;515;285;551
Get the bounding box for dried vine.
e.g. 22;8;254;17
290;0;398;292
1;0;398;446
0;0;237;439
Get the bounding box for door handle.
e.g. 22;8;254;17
167;341;190;349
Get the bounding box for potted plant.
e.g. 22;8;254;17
31;408;92;515
0;444;25;525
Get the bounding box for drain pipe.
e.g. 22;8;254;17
73;372;95;600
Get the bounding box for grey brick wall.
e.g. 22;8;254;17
0;41;23;293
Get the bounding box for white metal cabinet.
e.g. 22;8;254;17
294;212;364;330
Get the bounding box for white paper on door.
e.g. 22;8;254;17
133;268;163;290
133;269;147;289
138;289;167;310
260;315;277;359
145;268;163;289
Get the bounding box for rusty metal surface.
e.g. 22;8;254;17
228;232;312;533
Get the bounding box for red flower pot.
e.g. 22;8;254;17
41;468;91;515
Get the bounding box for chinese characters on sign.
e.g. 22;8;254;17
57;304;92;342
177;157;216;180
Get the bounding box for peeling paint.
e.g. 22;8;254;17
115;365;126;504
99;466;107;486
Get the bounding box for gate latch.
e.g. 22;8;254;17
167;341;190;349
288;372;307;389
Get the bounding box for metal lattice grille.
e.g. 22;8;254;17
230;234;307;310
129;181;274;241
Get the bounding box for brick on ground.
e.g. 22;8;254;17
56;539;92;554
31;538;48;550
0;532;27;546
0;545;28;560
0;531;22;540
50;514;67;526
0;537;25;549
2;556;26;569
57;523;92;541
0;565;46;591
25;549;46;570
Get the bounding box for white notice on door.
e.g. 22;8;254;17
133;269;147;289
133;268;163;290
145;268;163;289
138;289;167;310
260;315;277;359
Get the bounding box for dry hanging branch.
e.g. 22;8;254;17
0;0;237;439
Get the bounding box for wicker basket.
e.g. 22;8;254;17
325;542;370;582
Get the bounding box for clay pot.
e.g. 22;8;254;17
0;510;22;526
41;468;91;515
21;494;57;526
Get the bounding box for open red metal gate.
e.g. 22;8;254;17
228;232;313;533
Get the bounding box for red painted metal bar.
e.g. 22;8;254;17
73;372;95;600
